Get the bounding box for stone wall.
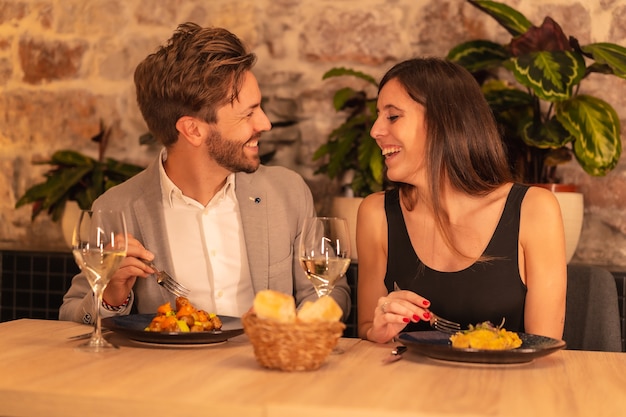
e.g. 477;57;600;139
2;0;626;266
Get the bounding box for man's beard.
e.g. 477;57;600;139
205;129;260;174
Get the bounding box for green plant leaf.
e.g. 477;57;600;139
447;40;510;72
15;163;93;221
519;116;573;149
446;0;624;182
482;80;534;110
317;67;383;195
556;95;622;176
48;150;95;167
104;158;144;181
312;143;329;161
368;151;385;187
332;87;362;111
581;43;626;78
505;51;586;101
357;134;382;175
326;129;358;179
322;67;378;87
468;0;532;37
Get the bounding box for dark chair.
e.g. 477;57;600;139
563;264;622;351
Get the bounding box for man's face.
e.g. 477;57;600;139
206;71;271;173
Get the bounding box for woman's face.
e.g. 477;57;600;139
370;78;428;185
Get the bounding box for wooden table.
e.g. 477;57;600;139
1;319;624;417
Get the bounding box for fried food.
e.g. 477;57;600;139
145;297;222;333
449;321;522;350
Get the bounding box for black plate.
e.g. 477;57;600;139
398;331;566;364
102;314;244;345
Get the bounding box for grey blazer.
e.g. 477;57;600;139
59;158;351;323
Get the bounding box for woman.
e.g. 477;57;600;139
357;58;566;344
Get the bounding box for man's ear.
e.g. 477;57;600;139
175;116;207;147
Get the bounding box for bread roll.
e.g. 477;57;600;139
297;295;343;322
253;290;296;323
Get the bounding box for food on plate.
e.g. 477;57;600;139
145;297;222;332
252;289;342;323
449;321;522;350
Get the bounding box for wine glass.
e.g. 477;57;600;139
72;209;128;352
299;217;351;298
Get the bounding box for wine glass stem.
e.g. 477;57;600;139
93;288;104;339
316;287;332;297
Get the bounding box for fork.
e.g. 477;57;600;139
428;312;461;334
141;259;190;298
393;281;461;334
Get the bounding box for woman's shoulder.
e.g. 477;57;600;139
360;191;386;210
523;185;561;212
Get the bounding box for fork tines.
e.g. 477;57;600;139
157;273;190;298
432;316;462;334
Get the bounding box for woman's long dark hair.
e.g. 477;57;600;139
379;57;513;256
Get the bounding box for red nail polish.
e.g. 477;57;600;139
413;314;420;321
422;300;430;307
403;317;410;323
423;312;431;320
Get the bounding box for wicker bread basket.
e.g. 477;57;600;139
242;311;345;371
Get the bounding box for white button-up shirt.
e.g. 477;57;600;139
157;149;255;316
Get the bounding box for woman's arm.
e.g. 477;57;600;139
356;193;388;340
519;187;567;339
356;193;427;342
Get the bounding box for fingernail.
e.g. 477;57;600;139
402;317;410;323
422;300;430;307
412;314;420;321
423;312;431;320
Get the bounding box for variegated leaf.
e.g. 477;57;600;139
482;80;533;111
323;67;378;87
447;40;509;72
519;117;573;149
505;51;585;101
468;0;532;37
581;43;626;78
556;95;622;176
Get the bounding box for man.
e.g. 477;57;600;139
59;23;350;323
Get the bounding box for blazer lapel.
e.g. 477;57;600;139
236;171;269;292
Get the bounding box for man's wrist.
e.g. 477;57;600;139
102;293;131;312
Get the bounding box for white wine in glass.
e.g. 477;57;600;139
72;209;128;352
299;217;351;297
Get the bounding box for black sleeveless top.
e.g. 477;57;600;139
384;184;529;333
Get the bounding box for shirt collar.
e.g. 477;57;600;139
158;148;236;208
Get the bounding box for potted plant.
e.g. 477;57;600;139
448;0;625;183
313;67;385;198
313;68;386;259
15;121;145;245
446;0;626;261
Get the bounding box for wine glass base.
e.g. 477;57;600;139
75;336;118;353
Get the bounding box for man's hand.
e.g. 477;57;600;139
102;234;155;306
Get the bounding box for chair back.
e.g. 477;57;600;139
563;264;622;351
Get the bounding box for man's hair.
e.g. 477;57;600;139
134;22;257;146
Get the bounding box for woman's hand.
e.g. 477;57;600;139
102;234;155;306
366;289;432;344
